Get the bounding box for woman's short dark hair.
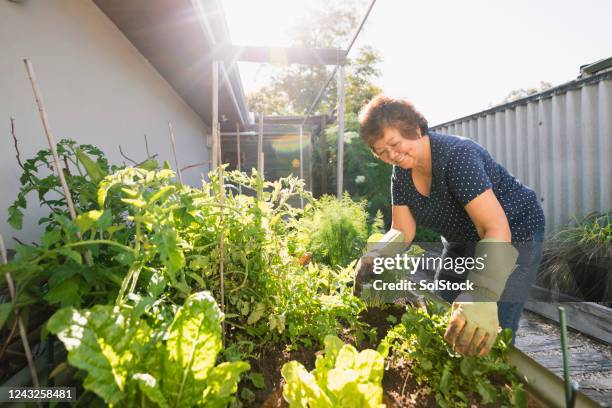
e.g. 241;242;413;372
358;95;428;146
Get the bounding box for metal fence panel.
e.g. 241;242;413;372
432;75;612;234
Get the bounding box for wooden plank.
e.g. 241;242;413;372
516;312;612;406
221;45;347;65
524;296;612;345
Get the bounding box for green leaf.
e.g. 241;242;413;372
121;198;147;208
162;291;223;407
323;335;344;362
385;315;397;324
8;203;24;229
511;383;528;408
475;379;497;404
247;303;265;325
47;306;152;405
0;303;13;330
354;349;384;383
41;229;62;248
282;361;333;408
131;373;169;408
57;248;83;265
76;148;107;183
156;227;185;285
75;210;103;233
148;186;176;205
203;361;250;407
44;279;82;307
138;159;159;171
247;372;265;389
96;210;113;231
98;177;120;207
439;362;452;394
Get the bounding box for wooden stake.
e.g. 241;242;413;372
299;125;304;209
236;122;242;194
168;121;183;184
23;59;93;266
0;233;41;391
257;113;264;177
218;165;226;345
144;134;151;158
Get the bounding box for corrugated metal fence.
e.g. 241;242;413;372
432;71;612;235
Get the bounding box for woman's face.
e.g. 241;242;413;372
371;127;422;169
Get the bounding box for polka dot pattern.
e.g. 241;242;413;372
391;132;545;242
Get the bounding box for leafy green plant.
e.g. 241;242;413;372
380;302;527;408
8;139;112;230
48;291;249;407
2;142;366;359
538;211;612;302
298;193;371;267
281;335;386;408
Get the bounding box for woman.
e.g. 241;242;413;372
355;95;545;357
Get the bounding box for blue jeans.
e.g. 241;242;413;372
434;228;545;344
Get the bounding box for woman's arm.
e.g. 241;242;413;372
464;189;511;242
391;205;417;244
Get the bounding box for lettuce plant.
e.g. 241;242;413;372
281;335;385;408
48;291;249;407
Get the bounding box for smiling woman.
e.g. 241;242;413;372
356;94;546;355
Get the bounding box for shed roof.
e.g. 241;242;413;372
93;0;251;130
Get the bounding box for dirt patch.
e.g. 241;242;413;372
359;305;406;345
241;343;317;407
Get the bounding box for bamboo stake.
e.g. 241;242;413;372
23;59;93;266
168;121;183;184
0;233;41;392
218;165;226;346
144;134;151;158
217;122;222;168
236;122;242;194
257;113;264;177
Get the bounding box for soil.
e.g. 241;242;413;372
252;305;543;407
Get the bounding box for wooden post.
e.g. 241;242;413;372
168;121;183;184
217;122;222;166
258;113;264;178
336;64;345;198
218;164;225;345
299;125;304;209
23;59;93;266
320;115;328;196
212;60;219;170
236;123;242;194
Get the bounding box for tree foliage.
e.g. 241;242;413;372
246;0;382;116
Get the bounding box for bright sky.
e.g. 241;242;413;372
223;0;612;125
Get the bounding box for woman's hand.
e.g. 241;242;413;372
353;253;377;297
444;296;499;357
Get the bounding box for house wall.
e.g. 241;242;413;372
0;0;212;247
432;73;611;235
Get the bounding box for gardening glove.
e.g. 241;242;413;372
353;228;405;297
444;239;519;357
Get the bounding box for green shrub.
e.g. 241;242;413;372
538;211;611;302
299;194;371;267
380;302;527;408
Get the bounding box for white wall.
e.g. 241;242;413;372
0;0;212;247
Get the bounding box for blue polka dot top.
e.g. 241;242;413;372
391;132;545;242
